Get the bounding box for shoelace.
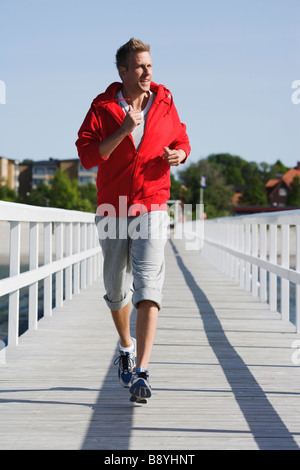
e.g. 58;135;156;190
114;353;135;372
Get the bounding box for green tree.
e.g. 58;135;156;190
207;153;246;185
258;159;289;184
0;179;19;202
25;170;97;212
26;181;51;206
287;176;300;206
259;162;272;184
241;161;261;186
78;182;97;212
48;169;81;210
170;174;181;200
170;174;191;203
271;159;289;176
239;178;268;206
207;153;263;187
178;159;234;218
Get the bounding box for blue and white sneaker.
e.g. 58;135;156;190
114;338;136;388
129;367;151;403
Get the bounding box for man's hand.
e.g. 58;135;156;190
99;105;142;159
162;147;186;166
121;105;142;135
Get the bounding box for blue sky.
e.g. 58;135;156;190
0;0;299;170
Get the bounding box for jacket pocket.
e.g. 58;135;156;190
141;157;170;198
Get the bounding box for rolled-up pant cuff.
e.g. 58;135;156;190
132;288;163;311
103;290;132;311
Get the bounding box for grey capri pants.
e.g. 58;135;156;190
95;211;169;311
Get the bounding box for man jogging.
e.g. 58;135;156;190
76;38;190;403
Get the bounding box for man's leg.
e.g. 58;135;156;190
111;302;136;388
129;299;158;402
95;216;135;387
129;212;169;401
136;300;158;369
111;302;132;348
130;212;168;368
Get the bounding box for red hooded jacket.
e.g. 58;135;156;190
75;81;191;216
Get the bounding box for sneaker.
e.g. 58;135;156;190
114;338;136;388
129;367;151;403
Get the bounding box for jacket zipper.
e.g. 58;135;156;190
102;103;140;211
100;95;163;213
128;99;160;209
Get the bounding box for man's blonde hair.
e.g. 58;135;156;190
116;38;150;70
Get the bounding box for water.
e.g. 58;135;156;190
0;264;55;344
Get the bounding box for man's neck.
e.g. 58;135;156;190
121;87;150;112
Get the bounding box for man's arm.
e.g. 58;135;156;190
164;100;191;165
162;147;186;167
99;105;142;159
76;104;142;166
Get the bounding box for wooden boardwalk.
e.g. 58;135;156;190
1;236;300;450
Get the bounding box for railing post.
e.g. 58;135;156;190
234;224;240;283
259;224;267;302
228;224;234;280
73;222;80;294
44;222;52;316
269;225;277;311
252;224;258;297
65;222;73;300
281;224;290;322
80;223;87;289
296;225;300;333
87;223;93;286
8;221;21;345
55;222;64;308
225;224;230;276
245;224;251;291
239;224;245;288
28;221;39;330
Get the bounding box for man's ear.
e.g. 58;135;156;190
118;66;126;80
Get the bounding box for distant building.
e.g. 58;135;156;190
18;158;97;199
0;156;19;191
233;161;300;215
265;162;300;207
31;159;59;189
60;160;98;186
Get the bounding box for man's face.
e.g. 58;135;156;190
120;51;152;95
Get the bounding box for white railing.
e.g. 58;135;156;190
181;210;300;333
0;201;102;346
194;210;300;333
